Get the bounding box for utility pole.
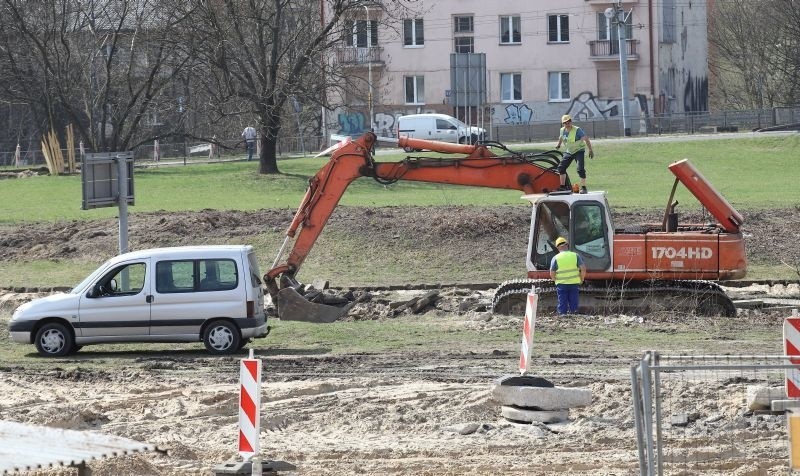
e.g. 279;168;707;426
608;2;632;136
363;4;374;131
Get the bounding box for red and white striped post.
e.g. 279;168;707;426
239;349;262;471
784;317;800;398
783;314;800;468
518;291;538;375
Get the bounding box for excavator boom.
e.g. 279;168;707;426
265;132;563;322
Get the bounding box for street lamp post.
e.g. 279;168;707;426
363;5;374;131
614;2;632;136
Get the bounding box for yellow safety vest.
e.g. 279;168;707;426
554;251;581;285
559;126;586;154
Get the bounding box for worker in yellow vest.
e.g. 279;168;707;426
549;237;587;314
555;114;595;194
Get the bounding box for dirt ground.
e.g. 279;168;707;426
1;206;799;271
1;207;800;475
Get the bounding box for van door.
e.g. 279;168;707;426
149;258;244;337
77;259;151;337
434;118;459;142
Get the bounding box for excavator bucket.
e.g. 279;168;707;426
276;287;348;323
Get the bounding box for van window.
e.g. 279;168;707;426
156;259;238;293
98;263;146;296
436;118;457;130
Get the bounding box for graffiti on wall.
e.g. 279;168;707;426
563;92;650;132
336;108;438;137
337;111;367;136
564;92;646;119
502;104;534;124
683;74;708;112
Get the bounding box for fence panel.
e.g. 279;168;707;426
632;353;792;475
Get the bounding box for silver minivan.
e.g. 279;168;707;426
9;245;268;356
397;113;486;151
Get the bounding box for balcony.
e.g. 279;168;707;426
334;46;385;67
589;39;639;61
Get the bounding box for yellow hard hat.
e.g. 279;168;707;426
561;114;572;124
555;237;568;247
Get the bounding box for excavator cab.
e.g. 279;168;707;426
526;192;613;275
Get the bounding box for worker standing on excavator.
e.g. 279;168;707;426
555;114;594;194
549;237;587;315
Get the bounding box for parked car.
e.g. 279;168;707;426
397;113;486;151
9;245;268;356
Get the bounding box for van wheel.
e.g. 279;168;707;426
458;136;466;144
203;320;241;355
470;134;479;144
34;322;73;357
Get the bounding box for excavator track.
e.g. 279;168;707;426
491;279;737;317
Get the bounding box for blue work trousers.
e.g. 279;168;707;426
556;283;580;314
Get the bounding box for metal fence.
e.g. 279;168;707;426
2;106;798;167
631;352;793;475
0;135;328;168
491;106;800;143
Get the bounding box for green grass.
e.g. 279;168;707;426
1;135;798;223
1;135;798;288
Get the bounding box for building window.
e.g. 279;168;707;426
453;15;474;53
454;16;473;33
404;19;424;47
597;12;633;41
405;76;425;104
548;14;569;43
344;20;378;47
500;73;522;102
662;0;676;43
548;72;570;101
499;15;521;44
454;36;474;53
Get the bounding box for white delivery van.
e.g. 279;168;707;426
9;245;268;356
397;113;486;151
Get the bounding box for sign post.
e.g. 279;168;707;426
81;152;134;254
239;349;262;474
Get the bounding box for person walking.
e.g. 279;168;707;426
241;126;257;161
555;115;594;194
549;237;587;315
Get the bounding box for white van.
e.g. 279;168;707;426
397;113;486;151
9;245;268;356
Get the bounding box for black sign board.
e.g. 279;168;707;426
81;152;135;210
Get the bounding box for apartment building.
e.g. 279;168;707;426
328;0;708;138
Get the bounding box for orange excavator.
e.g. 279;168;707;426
264;132;746;322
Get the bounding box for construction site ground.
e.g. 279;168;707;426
1;206;799;475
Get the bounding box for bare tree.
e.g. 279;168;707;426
180;0;414;174
0;0;193;151
708;0;799;109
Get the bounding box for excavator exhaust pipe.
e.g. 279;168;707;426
275;287;349;323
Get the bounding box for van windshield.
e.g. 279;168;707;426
70;260;112;294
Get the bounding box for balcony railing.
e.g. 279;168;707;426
335;46;384;66
589;39;638;59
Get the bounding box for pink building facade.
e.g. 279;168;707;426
327;0;708;138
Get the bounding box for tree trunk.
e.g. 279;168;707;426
258;118;282;174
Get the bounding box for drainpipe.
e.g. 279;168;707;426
648;0;656;112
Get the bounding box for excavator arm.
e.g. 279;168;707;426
265;131;564;322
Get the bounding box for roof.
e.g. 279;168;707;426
111;245;252;262
0;420;156;474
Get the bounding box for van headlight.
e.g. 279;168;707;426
10;302;30;322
